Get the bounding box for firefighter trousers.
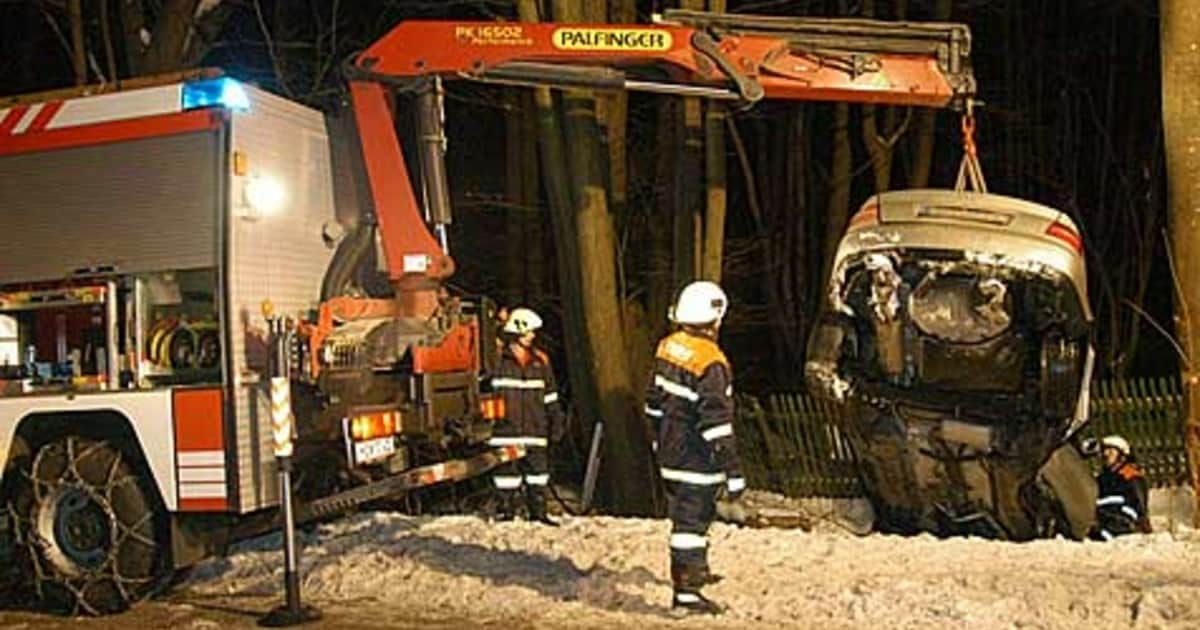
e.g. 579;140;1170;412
666;480;720;591
492;445;549;518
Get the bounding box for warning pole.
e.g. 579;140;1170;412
260;302;321;627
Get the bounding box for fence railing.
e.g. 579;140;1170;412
736;377;1190;498
1088;377;1189;486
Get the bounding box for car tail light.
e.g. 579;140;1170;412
847;203;879;229
1045;221;1084;255
480;395;506;421
350;410;399;440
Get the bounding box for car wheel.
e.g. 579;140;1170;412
9;435;170;615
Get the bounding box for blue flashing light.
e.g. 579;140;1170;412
182;77;251;112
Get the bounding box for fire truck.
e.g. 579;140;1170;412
0;10;973;615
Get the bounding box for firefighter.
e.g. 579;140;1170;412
1090;434;1151;540
645;281;745;615
488;307;564;525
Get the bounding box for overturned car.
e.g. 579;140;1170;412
806;189;1097;540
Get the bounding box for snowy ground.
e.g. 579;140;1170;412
4;489;1199;629
168;488;1200;630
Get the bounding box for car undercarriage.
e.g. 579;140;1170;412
807;247;1097;540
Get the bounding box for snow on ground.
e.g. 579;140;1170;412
181;490;1200;630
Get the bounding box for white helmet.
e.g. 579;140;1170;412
1101;435;1131;457
503;307;543;335
670;281;728;325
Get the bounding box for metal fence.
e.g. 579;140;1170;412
735;377;1190;498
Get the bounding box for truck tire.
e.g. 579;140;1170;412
9;435;170;615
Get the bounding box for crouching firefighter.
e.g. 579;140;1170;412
645;281;745;615
1090;434;1151;540
489;307;564;525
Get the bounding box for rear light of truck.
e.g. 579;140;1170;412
350;410;399;440
847;203;879;229
1045;220;1084;255
480;395;506;421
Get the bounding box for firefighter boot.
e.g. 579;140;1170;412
673;563;722;588
526;485;558;526
492;490;519;522
671;566;724;615
671;590;724;616
697;569;724;586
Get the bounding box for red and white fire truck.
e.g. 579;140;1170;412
0;9;973;615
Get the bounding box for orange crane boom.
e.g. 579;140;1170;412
329;9;975;369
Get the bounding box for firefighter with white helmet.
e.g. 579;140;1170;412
1090;434;1150;539
645;280;744;615
488;307;564;525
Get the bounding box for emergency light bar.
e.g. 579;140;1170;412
182;77;251;112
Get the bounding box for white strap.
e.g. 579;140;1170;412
669;532;707;550
660;467;726;485
1097;495;1125;507
674;592;702;604
1121;506;1140;521
492;476;521;489
524;474;550;486
702;423;734;442
644;405;664;418
488;436;548;447
491;377;546;390
543;391;559;404
655;375;699;402
726;476;746;493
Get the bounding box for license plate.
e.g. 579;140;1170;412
352;437;396;466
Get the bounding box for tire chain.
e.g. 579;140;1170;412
12;436;160;615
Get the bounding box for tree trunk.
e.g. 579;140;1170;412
700;0;728;283
674;96;704;287
909;0;952;187
673;0;706;288
99;0;120;86
701;101;727;282
130;0;230;75
68;0;87;85
120;0;147;76
1161;0;1200;527
520;92;544;305
140;0;197;73
649;99;678;344
822;103;852;283
860;0;907;193
551;0;653;515
503;89;528;307
517;0;595;455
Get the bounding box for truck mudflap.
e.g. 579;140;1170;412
295;445;524;525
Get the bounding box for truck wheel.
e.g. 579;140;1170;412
10;436;169;615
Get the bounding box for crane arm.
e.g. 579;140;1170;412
342;10;975;319
354;12;973;108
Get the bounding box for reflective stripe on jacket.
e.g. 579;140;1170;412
645;330;742;484
490;344;564;442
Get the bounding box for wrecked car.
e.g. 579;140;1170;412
806;189;1098;540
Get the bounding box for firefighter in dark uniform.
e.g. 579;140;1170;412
489;307;564;525
645;281;745;615
1091;434;1151;540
